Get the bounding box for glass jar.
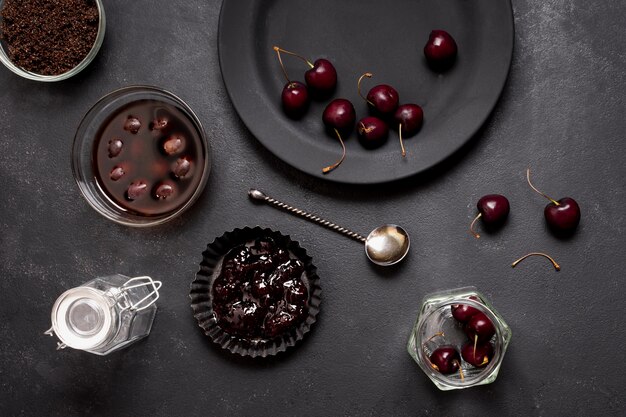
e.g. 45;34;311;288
71;86;211;227
407;287;511;390
45;274;161;355
0;0;106;81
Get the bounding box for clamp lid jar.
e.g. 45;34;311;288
45;274;162;355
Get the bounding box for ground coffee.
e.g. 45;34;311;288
0;0;99;76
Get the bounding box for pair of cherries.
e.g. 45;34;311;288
470;169;581;239
428;299;496;377
274;46;338;119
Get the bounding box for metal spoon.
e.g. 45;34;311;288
249;189;410;266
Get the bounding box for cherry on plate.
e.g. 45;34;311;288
424;30;458;71
357;72;399;116
357;116;389;149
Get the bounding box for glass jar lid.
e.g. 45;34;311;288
50;287;117;351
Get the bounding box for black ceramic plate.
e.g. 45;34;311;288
218;0;514;184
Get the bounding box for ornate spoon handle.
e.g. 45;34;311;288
248;189;367;243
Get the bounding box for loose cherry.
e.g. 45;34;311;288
461;341;493;367
357;72;399;116
273;46;337;98
393;104;423;157
429;345;463;377
469;194;510;238
357;116;389;149
451;296;480;323
526;168;581;233
322;98;356;173
424;30;458;71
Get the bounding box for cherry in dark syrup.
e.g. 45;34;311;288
93;99;205;216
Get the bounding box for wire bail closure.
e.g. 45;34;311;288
116;276;162;312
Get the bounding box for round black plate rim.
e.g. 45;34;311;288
218;0;514;185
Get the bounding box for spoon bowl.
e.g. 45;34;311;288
365;225;410;266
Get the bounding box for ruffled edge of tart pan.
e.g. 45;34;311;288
190;226;321;358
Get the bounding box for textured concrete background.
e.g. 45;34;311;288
0;0;624;416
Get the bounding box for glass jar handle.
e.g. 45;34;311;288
118;276;162;312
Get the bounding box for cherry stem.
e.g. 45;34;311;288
469;212;482;239
526;168;560;206
422;331;445;348
273;46;291;83
473;334;478;357
511;252;561;271
322;128;346;174
399;123;406;157
479;356;489;366
453;359;465;382
273;46;314;68
357;72;375;106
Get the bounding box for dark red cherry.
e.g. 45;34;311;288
154;183;175;199
465;312;496;342
527;169;581;234
451;296;481;323
107;138;123;158
124;116;141;134
424;30;458;71
126;181;148;201
163;135;184;155
357;116;389;149
357;73;399;116
281;81;310;119
429;345;461;374
461;341;494;367
394;103;424;156
478;194;510;225
305;58;337;98
173;157;191;178
470;194;510;238
366;84;399;115
109;166;125;181
394;104;423;136
544;197;581;232
323;98;356;131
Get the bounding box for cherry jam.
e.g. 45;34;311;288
93;99;205;216
212;237;310;339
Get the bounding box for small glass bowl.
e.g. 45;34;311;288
0;0;106;81
407;287;512;390
72;85;211;227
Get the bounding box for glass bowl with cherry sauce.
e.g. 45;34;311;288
72;86;211;226
0;0;106;81
407;287;512;390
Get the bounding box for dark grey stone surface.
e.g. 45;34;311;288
0;0;624;416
